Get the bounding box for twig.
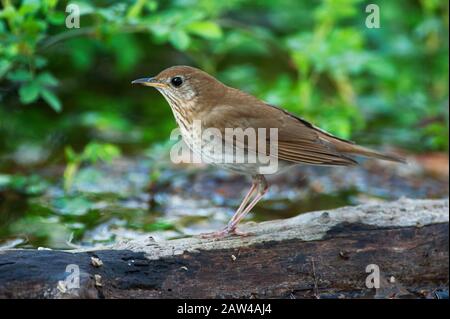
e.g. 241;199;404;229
310;257;320;299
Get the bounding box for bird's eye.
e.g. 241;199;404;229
170;76;183;87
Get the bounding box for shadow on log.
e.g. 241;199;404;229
0;198;448;299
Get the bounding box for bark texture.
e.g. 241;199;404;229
0;198;448;299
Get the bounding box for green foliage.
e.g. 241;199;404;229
8;214;72;248
0;0;448;174
52;195;93;216
0;0;63;111
1;0;447;249
64;142;121;191
0;173;48;195
142;219;174;232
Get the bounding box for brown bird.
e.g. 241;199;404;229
132;66;405;238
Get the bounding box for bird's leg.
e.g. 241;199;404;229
226;175;268;234
229;182;257;225
201;175;268;239
201;180;258;239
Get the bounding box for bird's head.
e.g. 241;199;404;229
132;66;225;108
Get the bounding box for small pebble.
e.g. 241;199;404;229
94;274;102;287
339;251;350;260
57;280;67;293
91;256;103;267
231;254;237;261
319;212;330;223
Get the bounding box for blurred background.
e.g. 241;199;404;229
0;0;448;249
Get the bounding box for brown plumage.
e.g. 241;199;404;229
133;65;405;238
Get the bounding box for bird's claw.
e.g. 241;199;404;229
200;227;253;239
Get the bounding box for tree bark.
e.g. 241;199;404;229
0;198;448;299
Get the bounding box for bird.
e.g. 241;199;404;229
132;65;405;238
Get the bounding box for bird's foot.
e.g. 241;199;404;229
199;229;229;239
200;227;253;239
230;228;253;237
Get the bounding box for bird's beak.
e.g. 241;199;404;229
131;77;167;88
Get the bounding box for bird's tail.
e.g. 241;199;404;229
315;128;406;164
339;143;407;163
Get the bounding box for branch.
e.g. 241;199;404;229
0;198;448;299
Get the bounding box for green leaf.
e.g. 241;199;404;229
82;142;121;163
0;174;48;194
0;6;17;20
7;69;33;82
187;21;223;40
63;162;78;191
35;56;48;68
47;11;65;25
108;35;141;74
37;72;58;86
40;89;62;112
19;83;40;104
0;174;12;188
64;146;77;162
0;60;12;78
22;19;47;34
144;220;174;232
73;1;95;15
99;144;121;162
169;30;190;51
53;196;93;216
145;0;158;12
19;0;41;15
127;0;146;19
43;0;58;10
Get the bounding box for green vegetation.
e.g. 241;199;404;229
1;0;448;160
64;142;121;191
0;0;448;248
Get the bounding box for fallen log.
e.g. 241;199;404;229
0;198;448;299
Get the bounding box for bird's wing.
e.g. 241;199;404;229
201;90;357;166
